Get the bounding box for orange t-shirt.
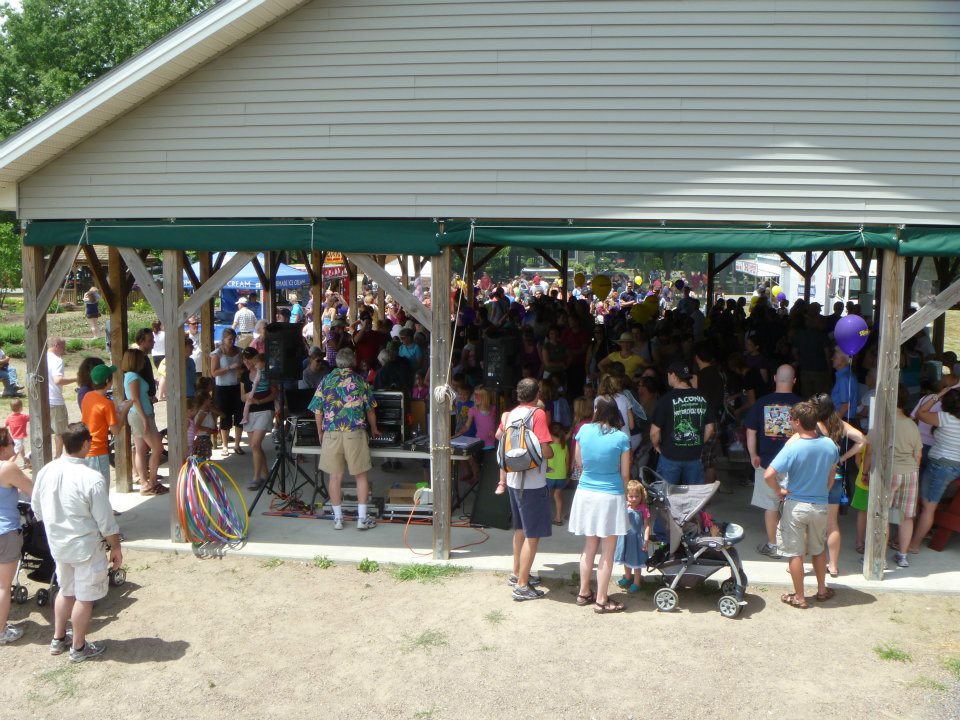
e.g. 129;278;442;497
81;391;117;458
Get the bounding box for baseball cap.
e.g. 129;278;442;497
91;364;117;386
237;297;248;305
667;360;693;380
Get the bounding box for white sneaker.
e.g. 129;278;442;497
357;517;377;531
0;625;23;644
49;632;73;655
69;640;106;663
333;517;344;530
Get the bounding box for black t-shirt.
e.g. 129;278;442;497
651;387;716;462
695;365;726;421
744;392;803;466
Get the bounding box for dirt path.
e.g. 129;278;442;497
4;550;959;719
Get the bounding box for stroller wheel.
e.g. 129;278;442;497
720;579;737;596
654;587;679;612
12;584;29;604
718;595;741;618
110;568;127;586
36;588;50;606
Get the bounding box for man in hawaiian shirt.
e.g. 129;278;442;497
309;347;381;530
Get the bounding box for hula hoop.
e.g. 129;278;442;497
176;456;249;545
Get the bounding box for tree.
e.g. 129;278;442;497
0;0;215;139
0;216;21;306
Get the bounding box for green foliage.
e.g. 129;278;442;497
390;563;468;583
131;297;152;313
312;555;334;569
4;344;25;359
65;339;85;352
0;222;22;306
259;557;284;569
403;629;447;652
0;0;216;139
0;325;26;344
945;656;960;679
874;644;912;663
86;337;106;350
357;558;380;573
483;610;505;626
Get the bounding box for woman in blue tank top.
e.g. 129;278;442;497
0;427;34;644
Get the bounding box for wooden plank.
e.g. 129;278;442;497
311;250;323;345
118;247;163;313
713;252;740;275
843;249;862;277
349;254;432;329
182;252;201;290
262;251;275;321
22;244;51;469
707;253;715;302
431;246;452;560
44;246;64;279
376;255;386;319
472;246;503;271
162;250;187;542
197;252;215;379
108;247;133;492
534;248;561;272
809;250;829;276
778;252;805;276
803;251;813;303
178;252;255;325
560;249;569;299
81;245;114;311
38;245;81;314
864;250;904;581
212;252;226;273
900;274;960;342
250;254;268;288
347;261;358;323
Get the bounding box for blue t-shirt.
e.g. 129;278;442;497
575;423;630;495
831;366;859;422
0;482;20;535
744;392;802;467
769;436;839;504
124;371;152;418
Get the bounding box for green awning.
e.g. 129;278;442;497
23;218;443;255
899;227;960;257
441;221;899;254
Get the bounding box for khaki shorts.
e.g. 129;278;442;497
751;466;782;512
319;430;372;476
129;412;159;441
0;529;23;564
56;552;110;602
50;404;69;434
778;500;827;558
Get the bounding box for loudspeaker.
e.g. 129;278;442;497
470;449;512;530
482;334;519;390
264;322;305;381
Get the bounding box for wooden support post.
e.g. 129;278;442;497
400;255;409;290
348;262;358;323
431;246;452;560
707;253;715;302
262;251;276;322
560;249;569;300
22;244;51;469
108;248;133;491
311;251;324;347
348;254;433;329
161;250;187;542
803;251;812;303
872;251;885;329
197;252;214;378
864;249;904;581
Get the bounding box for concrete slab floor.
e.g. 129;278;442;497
110;445;960;596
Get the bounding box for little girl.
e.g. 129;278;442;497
466;387;497;449
545;422;568;525
615;480;651;593
567;396;593;486
412;370;429;401
188;392;219;460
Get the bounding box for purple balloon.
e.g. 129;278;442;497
835;315;870;356
674;279;685;290
777;291;786;302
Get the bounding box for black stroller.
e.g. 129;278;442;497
11;501;127;607
643;470;749;618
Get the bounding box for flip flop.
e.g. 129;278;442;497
552;520;564;526
815;588;836;602
780;593;809;609
575;592;595;606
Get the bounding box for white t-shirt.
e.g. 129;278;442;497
47;351;65;406
212;349;241;386
501;405;551;491
931;412;960;462
152;330;166;357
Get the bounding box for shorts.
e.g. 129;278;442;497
0;529;23;564
50;404;69;434
750;466;781;512
778;500;828;558
507;485;553;539
56;552;110;602
546;478;567;490
319;429;372;476
129;411;159;441
215;384;244;429
83;454;111;485
890;470;919;518
244;408;274;432
700;435;719;469
920;457;960;504
13;438;24;454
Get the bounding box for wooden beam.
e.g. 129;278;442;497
843;249;862;277
311;250;324;346
809;250;829;277
178;252;256;325
44;246;64;279
707;253;716;302
713;252;741;275
472;246;503;271
161;250;187;542
118;247;163;313
872;251;885;329
347;261;358;323
108;247;133;491
431;246;453;560
778;252;805;276
182;252;200;291
560;249;569;300
376;255;386;320
212;252;226;273
81;245;114;311
23;244;51;468
864;250;904;580
348;254;433;329
300;251;318;285
803;251;813;303
38;245;81;314
197;252;215;379
262;251;275;321
250;255;269;289
534;248;561;272
453;246;464;263
900;274;960;342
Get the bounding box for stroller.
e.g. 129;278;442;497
12;501;57;606
642;470;748;618
11;501;127;607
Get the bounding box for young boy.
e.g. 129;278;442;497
5;398;30;468
765;400;839;609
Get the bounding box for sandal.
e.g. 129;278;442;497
815;588;836;602
780;593;809;609
552;519;563;526
594;599;624;614
856;545;865;554
575;592;595;607
828;566;839;578
234;447;246;455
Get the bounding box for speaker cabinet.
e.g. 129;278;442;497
264;322;305;381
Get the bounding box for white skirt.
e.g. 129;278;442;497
568;488;628;538
244;409;274;432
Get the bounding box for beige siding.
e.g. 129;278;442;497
18;0;960;224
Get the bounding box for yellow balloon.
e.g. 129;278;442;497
771;285;783;298
634;275;644;287
592;274;611;301
574;272;585;287
631;303;653;324
644;293;658;303
750;295;761;307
